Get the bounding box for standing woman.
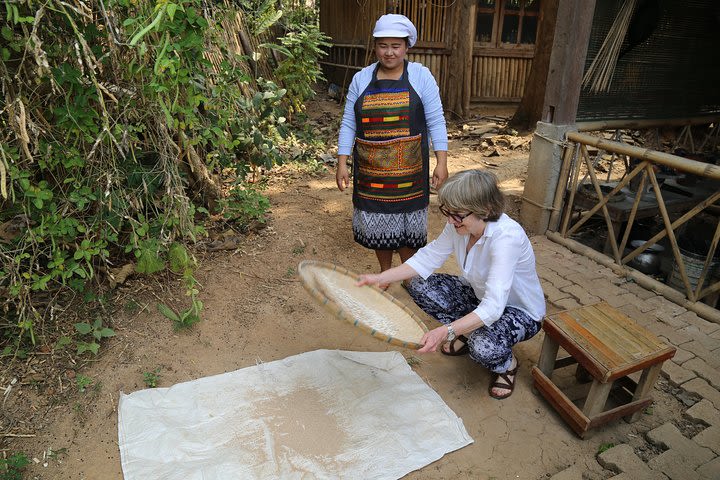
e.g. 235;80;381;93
336;14;448;276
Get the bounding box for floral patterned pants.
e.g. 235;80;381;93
405;273;542;373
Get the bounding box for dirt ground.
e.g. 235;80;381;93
1;95;683;479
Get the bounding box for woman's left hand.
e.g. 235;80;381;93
431;163;448;189
417;325;448;353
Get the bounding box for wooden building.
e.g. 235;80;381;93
319;0;544;114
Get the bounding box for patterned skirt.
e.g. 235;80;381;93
352;207;428;250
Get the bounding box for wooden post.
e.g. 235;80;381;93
541;0;596;124
510;0;560;130
520;1;596;234
445;0;476;119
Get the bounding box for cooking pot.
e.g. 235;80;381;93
625;240;664;275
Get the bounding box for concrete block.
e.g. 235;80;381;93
644;295;687;316
683;358;720;390
652;323;693;347
605;293;639;308
546;262;578;278
671;345;695;365
543;283;571;304
565;271;604;286
553;297;582;311
680;341;720;369
538;267;573;289
624;281;658;300
682;378;720;411
560;284;601;305
696;456;720;480
685;399;720;426
597;444;658;480
593;283;627;301
661;360;697;387
680;325;720;351
619;304;658;328
676;312;719;335
648;450;702;480
646;423;714;467
655;310;690;329
693;425;720;454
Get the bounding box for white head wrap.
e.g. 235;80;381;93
372;14;417;48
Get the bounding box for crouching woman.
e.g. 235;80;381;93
358;169;545;399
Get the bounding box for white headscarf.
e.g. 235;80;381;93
372;14;417;48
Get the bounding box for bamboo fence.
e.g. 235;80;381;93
547;131;720;323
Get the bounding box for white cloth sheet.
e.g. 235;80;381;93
118;349;473;479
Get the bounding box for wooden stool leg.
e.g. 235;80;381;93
575;364;593;383
582;380;613;418
537;333;560;377
625;362;663;423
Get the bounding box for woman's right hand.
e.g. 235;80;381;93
336;156;350;191
356;274;382;287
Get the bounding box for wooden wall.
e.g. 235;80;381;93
319;0;533;104
471;55;533;102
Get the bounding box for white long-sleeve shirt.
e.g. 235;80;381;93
405;214;546;326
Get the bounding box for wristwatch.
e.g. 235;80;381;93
446;325;457;342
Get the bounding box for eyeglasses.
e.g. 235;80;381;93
439;205;473;224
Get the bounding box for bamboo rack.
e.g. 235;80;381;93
548;131;720;323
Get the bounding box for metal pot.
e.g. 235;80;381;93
625;240;664;275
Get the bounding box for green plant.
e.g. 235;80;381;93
597;442;615;455
269;8;331;112
74;318;115;355
143;368;161;388
218;184;271;226
157;243;203;330
0;452;30;480
76;374;93;393
0;0;327;356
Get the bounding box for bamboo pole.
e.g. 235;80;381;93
545;232;720;324
567;132;720;180
560;142;583;236
547;142;576;232
581;145;622;262
645;165;695;300
618;172;646;259
622;190;720;266
694;220;720;300
577;116;720;132
566;159;646;237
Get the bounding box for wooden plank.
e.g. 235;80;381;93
542;319;611;382
532;367;590;437
588;397;653;429
577;306;646;359
554;312;627;371
580;305;659;359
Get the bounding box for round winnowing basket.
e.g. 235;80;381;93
298;260;429;349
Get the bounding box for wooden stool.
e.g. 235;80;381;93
532;302;675;438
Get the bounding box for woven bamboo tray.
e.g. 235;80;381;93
298;260;429;349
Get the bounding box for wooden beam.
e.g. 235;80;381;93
542;0;596;125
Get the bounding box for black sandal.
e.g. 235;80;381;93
489;364;519;400
441;335;469;356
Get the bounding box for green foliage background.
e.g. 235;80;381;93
0;0;328;355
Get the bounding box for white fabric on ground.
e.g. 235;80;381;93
118;349;472;479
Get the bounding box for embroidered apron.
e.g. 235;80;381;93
353;61;429;214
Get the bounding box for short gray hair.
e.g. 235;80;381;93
437;169;505;221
